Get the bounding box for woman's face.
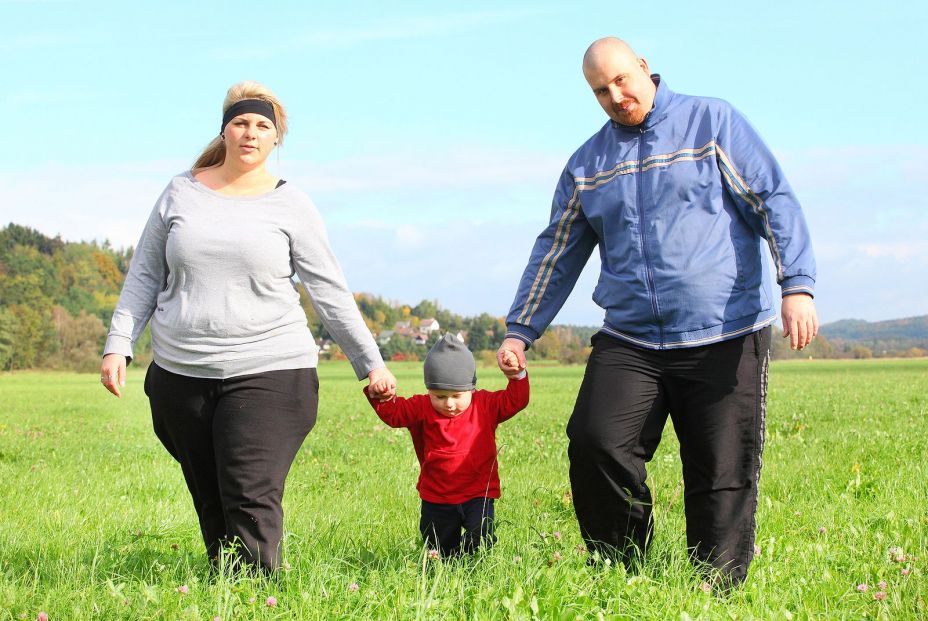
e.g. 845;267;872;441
222;112;277;169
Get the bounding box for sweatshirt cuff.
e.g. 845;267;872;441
103;334;133;362
780;275;815;298
350;346;386;381
504;324;539;349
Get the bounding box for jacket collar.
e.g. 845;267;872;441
612;74;672;132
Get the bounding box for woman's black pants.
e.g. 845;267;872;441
567;328;770;585
145;362;318;572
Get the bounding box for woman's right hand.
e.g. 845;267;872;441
100;353;127;397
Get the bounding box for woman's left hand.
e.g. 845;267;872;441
367;366;397;401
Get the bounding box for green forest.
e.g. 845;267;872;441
0;224;129;372
1;223;924;372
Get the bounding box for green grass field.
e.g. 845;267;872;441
1;359;925;620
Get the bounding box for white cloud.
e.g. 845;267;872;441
0;86;97;107
860;242;928;260
0;31;83;51
282;149;561;193
776;145;928;244
394;224;428;248
0;160;183;247
297;8;557;46
278;147;563;230
208;8;559;60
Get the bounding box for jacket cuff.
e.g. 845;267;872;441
504;324;539;349
780;275;815;298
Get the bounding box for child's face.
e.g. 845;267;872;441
428;389;473;417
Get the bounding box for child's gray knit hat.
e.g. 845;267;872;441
423;333;476;391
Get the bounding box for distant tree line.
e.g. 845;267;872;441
769;329;926;360
2;223;924;372
1;223;594;371
0;223;145;372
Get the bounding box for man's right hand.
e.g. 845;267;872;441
497;338;527;375
781;293;818;351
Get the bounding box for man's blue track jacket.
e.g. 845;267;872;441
506;76;816;350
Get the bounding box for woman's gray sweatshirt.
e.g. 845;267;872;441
104;171;384;380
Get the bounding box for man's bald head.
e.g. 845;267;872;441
582;37;656;126
582;37;639;77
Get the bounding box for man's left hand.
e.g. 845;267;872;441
781;294;818;350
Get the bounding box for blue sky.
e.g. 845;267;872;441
3;0;926;325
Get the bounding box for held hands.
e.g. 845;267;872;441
781;293;819;351
497;337;527;379
367;366;397;402
100;353;127;397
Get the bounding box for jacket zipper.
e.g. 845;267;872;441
635;128;664;347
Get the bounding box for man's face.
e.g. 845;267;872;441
584;53;656;126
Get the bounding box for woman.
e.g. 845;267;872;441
100;81;395;572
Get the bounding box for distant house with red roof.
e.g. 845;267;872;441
393;321;414;337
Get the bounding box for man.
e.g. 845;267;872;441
497;37;817;586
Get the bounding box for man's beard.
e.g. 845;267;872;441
612;100;648;126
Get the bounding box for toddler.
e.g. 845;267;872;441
366;334;528;556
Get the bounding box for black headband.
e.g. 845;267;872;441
221;99;277;134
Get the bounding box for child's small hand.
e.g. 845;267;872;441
379;384;397;401
499;349;525;379
368;378;396;401
367;367;397;402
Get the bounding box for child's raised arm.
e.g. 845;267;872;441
488;370;529;423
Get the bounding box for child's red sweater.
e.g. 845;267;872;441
365;374;529;504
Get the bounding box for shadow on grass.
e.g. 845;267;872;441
2;531;209;589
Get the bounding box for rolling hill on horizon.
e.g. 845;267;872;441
819;314;928;341
815;314;928;355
